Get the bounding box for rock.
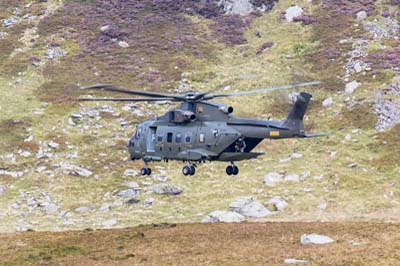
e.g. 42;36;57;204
45;47;66;59
118;189;140;198
48;141;60;149
284;174;300;182
229;196;272;218
20;151;31;157
99;203;110;212
75;206;95;213
43;203;59;215
144;198;154;206
284;258;309;264
3;17;18;27
267;196;288;211
123;181;139;188
318;202;327;210
0;185;5;195
152;184;183;195
291;152;303;159
348;162;357;168
100;25;110;32
125;198;140;204
218;0;254;16
123;169;138;177
353;62;363;73
27;198;37;207
263;172;283;187
300;234;335;245
155;175;168;182
118;41;129;48
322;97;333;107
102;219;117;227
202;210;245;223
71;166;92;177
356;11;367;21
285;6;303;22
0;31;8;39
345;81;361;94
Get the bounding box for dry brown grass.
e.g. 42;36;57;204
1;222;400;266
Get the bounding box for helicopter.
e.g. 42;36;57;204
79;81;326;176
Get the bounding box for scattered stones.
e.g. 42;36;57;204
48;141;60;149
118;41;129;48
322;97;333;107
155;175;168;182
202;210;245;223
300;234;335;245
263;172;283;187
117;189;140;198
152;184;183;195
375;77;400;131
364;17;399;40
229;196;272;218
285;6;303;22
284;258;309;264
123;169;138;177
102;219;117;227
19;151;32;157
267;196;288;211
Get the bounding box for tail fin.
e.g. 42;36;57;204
281;92;312;134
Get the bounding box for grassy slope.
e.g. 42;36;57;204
1;222;400;266
0;0;399;233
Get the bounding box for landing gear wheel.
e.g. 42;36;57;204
182;165;191;176
141;168;147;176
189;165;196;176
141;168;152;176
146;168;151;176
226;165;234;176
232;165;239;176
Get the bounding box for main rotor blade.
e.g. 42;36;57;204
81;84;175;98
205;81;321;100
78;97;176;102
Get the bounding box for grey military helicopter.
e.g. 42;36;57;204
79;81;325;176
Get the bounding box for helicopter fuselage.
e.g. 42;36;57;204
128;100;304;163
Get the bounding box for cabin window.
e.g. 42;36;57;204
176;133;182;143
167;132;173;143
185;132;191;143
199;133;205;143
157;134;163;143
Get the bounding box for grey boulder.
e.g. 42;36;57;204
300;234;335;245
202;210;245;223
229;196;272;218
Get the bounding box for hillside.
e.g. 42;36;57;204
0;0;400;234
